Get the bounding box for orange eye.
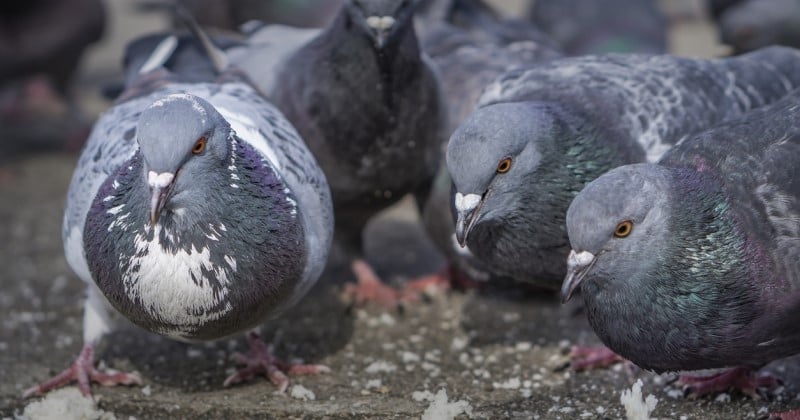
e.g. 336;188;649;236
192;136;207;154
614;220;633;238
496;157;512;173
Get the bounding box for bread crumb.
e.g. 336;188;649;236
20;388;116;420
421;389;473;420
620;379;658;420
365;360;397;373
290;384;315;401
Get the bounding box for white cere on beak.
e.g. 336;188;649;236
148;171;175;189
455;192;481;213
567;250;596;269
366;15;396;30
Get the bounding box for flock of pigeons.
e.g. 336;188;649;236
15;0;800;416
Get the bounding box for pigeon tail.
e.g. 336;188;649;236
173;3;230;74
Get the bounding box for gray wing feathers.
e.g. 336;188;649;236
662;97;800;290
226;24;320;96
479;46;800;162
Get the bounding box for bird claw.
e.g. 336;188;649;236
568;345;625;371
678;367;780;399
224;331;329;392
23;344;142;399
342;259;418;310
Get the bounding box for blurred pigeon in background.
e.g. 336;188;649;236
448;46;800;294
0;0;105;157
166;0;344;29
528;0;667;54
716;0;800;53
562;88;800;398
227;0;446;307
24;15;333;398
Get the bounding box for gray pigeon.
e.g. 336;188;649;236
24;24;333;398
448;46;800;290
416;0;561;287
528;0;667;55
228;0;446;304
561;88;800;397
717;0;800;54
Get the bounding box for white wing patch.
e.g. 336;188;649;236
123;224;235;337
217;106;282;170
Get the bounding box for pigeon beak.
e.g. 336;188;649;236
366;15;395;49
147;171;175;226
454;192;483;247
560;250;597;304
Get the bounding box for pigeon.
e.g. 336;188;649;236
227;0;446;306
561;88;800;398
528;0;667;55
413;0;561;289
716;0;800;54
0;0;105;155
448;46;800;291
24;16;333;399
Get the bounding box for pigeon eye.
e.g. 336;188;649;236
496;157;512;173
192;136;207;155
614;220;633;238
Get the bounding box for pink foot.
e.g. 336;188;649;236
342;259;418;309
23;344;143;399
679;366;780;399
403;267;451;295
771;409;800;420
223;331;330;393
569;345;625;371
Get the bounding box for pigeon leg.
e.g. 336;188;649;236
402;264;484;296
22;344;143;399
569;345;626;371
223;331;330;392
342;259;419;309
679;367;780;399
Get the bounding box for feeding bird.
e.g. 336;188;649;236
562;88;800;398
448;46;800;292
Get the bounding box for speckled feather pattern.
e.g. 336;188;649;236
447;46;800;288
481;46;800;162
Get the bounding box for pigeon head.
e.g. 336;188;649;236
447;103;550;248
560;163;672;303
344;0;417;49
136;93;231;225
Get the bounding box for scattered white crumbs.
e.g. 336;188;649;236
620;379;658;420
714;393;731;403
451;337;468;351
412;390;436;402
420;389;473;420
493;377;521;390
19;387;116;420
365;360;397;373
401;351;421;364
290;384;316;401
365;379;383;389
141;385;152;396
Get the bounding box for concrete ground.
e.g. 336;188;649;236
4;1;800;419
